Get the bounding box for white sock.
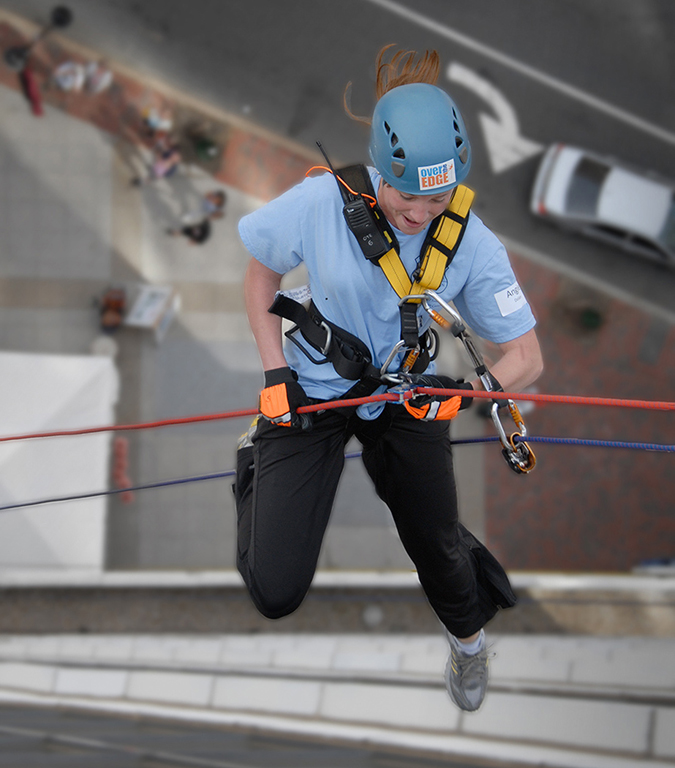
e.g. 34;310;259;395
456;629;485;656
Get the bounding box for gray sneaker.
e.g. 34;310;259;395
445;630;489;712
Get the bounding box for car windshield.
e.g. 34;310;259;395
658;192;675;253
565;157;611;216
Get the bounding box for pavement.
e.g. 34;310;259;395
1;630;675;768
0;8;675;768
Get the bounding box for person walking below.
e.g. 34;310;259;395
167;190;226;245
131;132;182;186
234;46;543;712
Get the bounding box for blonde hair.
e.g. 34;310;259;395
344;44;440;124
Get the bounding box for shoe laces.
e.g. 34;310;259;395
451;643;493;679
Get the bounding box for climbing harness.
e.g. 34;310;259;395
272;146;474;398
274;284;537;473
269;291;384;394
279;147;533;471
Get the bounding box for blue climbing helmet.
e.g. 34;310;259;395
369;83;471;195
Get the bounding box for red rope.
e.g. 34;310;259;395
397;388;675;411
0;389;672;444
0;409;258;443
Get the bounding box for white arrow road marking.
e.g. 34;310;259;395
448;62;543;174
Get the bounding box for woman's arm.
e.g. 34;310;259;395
471;327;543;393
244;257;288;372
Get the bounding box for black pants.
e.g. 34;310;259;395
234;404;515;638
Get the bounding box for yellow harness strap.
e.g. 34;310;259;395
375;185;475;300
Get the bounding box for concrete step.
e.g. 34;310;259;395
0;633;674;768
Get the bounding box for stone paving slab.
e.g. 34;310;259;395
463;692;651;753
656;710;675;760
3;632;675;691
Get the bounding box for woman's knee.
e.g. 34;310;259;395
247;571;309;620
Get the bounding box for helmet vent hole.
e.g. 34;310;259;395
453;121;460;133
384;121;391;135
390;132;399;147
393;147;405;159
458;146;469;164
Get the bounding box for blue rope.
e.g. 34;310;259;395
0;438;672;513
0;471;236;513
455;435;675;452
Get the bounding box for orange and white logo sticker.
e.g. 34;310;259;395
418;159;456;191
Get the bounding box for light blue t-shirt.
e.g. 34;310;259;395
238;168;536;418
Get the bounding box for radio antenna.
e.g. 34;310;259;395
316;141;354;202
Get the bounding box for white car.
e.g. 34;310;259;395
530;144;675;268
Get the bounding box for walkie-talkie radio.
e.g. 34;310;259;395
316;142;391;262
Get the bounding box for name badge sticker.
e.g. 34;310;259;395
280;284;312;304
495;282;526;317
417;158;456;191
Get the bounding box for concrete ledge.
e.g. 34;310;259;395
0;571;673;635
2;568;675;590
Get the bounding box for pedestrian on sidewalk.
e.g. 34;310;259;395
234;46;543;713
167;189;227;245
131;132;182;186
51;58;113;96
140;104;174;140
84;59;113;94
95;287;126;334
52;59;85;92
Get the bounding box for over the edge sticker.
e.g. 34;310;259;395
418;158;456;191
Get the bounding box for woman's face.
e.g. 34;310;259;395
377;180;454;235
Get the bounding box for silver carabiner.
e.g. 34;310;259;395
420;290;502;396
490;401;511;451
319;321;333;356
379;339;406;376
420;290;466;334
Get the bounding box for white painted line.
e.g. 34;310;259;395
361;0;675;147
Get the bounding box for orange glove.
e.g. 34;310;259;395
403;375;473;421
259;367;312;429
